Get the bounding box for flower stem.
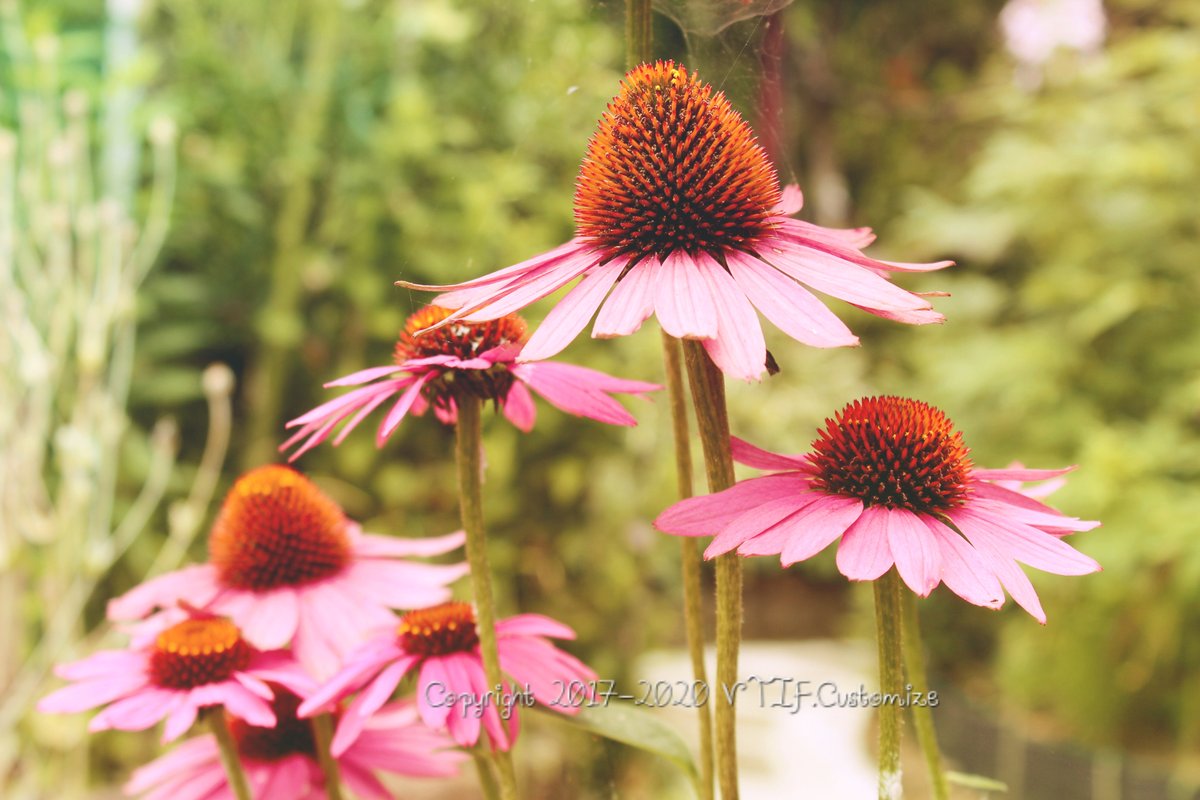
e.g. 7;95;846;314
900;589;949;800
626;0;651;68
207;711;253;800
662;332;715;800
874;570;905;800
681;339;741;800
472;749;502;800
455;395;518;800
311;712;344;800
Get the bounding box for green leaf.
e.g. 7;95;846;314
946;771;1008;793
531;702;700;795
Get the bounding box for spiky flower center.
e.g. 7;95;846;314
808;396;972;513
149;618;252;689
394;306;527;408
229;687;318;762
397;601;479;657
574;60;781;265
209;465;351;591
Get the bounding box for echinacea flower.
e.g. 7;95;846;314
37;613;314;742
108;465;468;680
281;306;660;459
655;396;1101;622
298;602;596;752
125;687;464;800
398;61;950;381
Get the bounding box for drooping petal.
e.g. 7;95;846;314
883;508;942;597
693;251;767;381
762;235;931;313
501;380;537;432
726;250;859;348
235;588;299;650
835;506;896;581
654;474;810;537
353;529;466;559
511;362;649;427
593;257;658;337
953;507;1100;576
107;565;220;621
375;374;431;446
729;436;811;472
519;259;625;361
495;614;577;641
751;495;863;566
704;495;813;559
773;184;804;214
924;518;1004;609
324;365;404;388
654;250;719;339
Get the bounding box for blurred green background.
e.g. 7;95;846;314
2;0;1198;797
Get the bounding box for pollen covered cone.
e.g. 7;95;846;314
149;617;253;689
656;395;1102;622
210;465;351;591
394;305;527;364
575;60;781;264
400;60;951;381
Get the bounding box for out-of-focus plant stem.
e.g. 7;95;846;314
901;590;948;800
312;713;345;800
241;0;342;467
455;395;518;800
472;750;502;800
874;570;905;800
208;711;254;800
682;339;741;800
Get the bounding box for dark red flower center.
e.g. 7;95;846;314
149;617;252;689
229;687;319;762
397;601;479;657
808;396;972;513
394;306;526;409
209;465;351;591
574;60;781;265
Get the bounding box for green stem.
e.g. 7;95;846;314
311;713;344;800
625;0;652;68
900;590;949;800
455;395;518;800
661;332;715;800
874;570;905;800
681;339;741;800
472;750;502;800
208;711;254;800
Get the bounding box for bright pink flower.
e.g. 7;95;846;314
398;61;950;381
125;688;464;800
298;602;596;752
281;305;660;460
656;396;1101;622
108;465;468;680
37;614;315;742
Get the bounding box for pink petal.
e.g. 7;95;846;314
729;436;811;471
258;756;313;800
851;303;945;325
107;564;220;621
162;702;200;742
776;219;949;273
973;465;1077;482
774;184;804;214
375;374;430;445
694;252;767;381
883;508;942;597
235;588;299;650
654;474;810;537
502;380;537;432
953;507;1100;576
762;235;931;312
704;496;814;559
458;248;600;322
511;362;638;426
748;495;863;565
398;239;583;293
495;614;576;641
835;506;896;581
53;648;148;681
324;364;403;387
298;644;407;718
125;737;219;794
330;386;399;447
654;251;718;339
89;687;181;732
441;655;485;747
924;519;1004;609
519;259;624;361
593;257;658;337
38;671;150;714
726;251;859;348
343;559;465;610
286;379;412;428
969;491;1099;533
353;529;466;558
355;660;411;719
417;658;454;730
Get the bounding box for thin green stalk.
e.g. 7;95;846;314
662;332;714;800
311;713;344;800
208;711;253;800
455;395;518;800
900;590;948;800
472;750;502;800
625;0;651;68
874;570;905;800
681;339;741;800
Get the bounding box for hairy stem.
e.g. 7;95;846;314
455;396;518;799
874;570;905;800
681;339;741;800
900;590;948;800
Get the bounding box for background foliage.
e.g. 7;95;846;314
3;0;1197;795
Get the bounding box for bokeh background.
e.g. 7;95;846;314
2;0;1198;797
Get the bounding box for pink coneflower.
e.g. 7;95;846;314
37;614;315;742
298;602;596;753
281;305;660;460
125;688;464;800
655;396;1101;622
107;465;468;680
397;61;950;381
